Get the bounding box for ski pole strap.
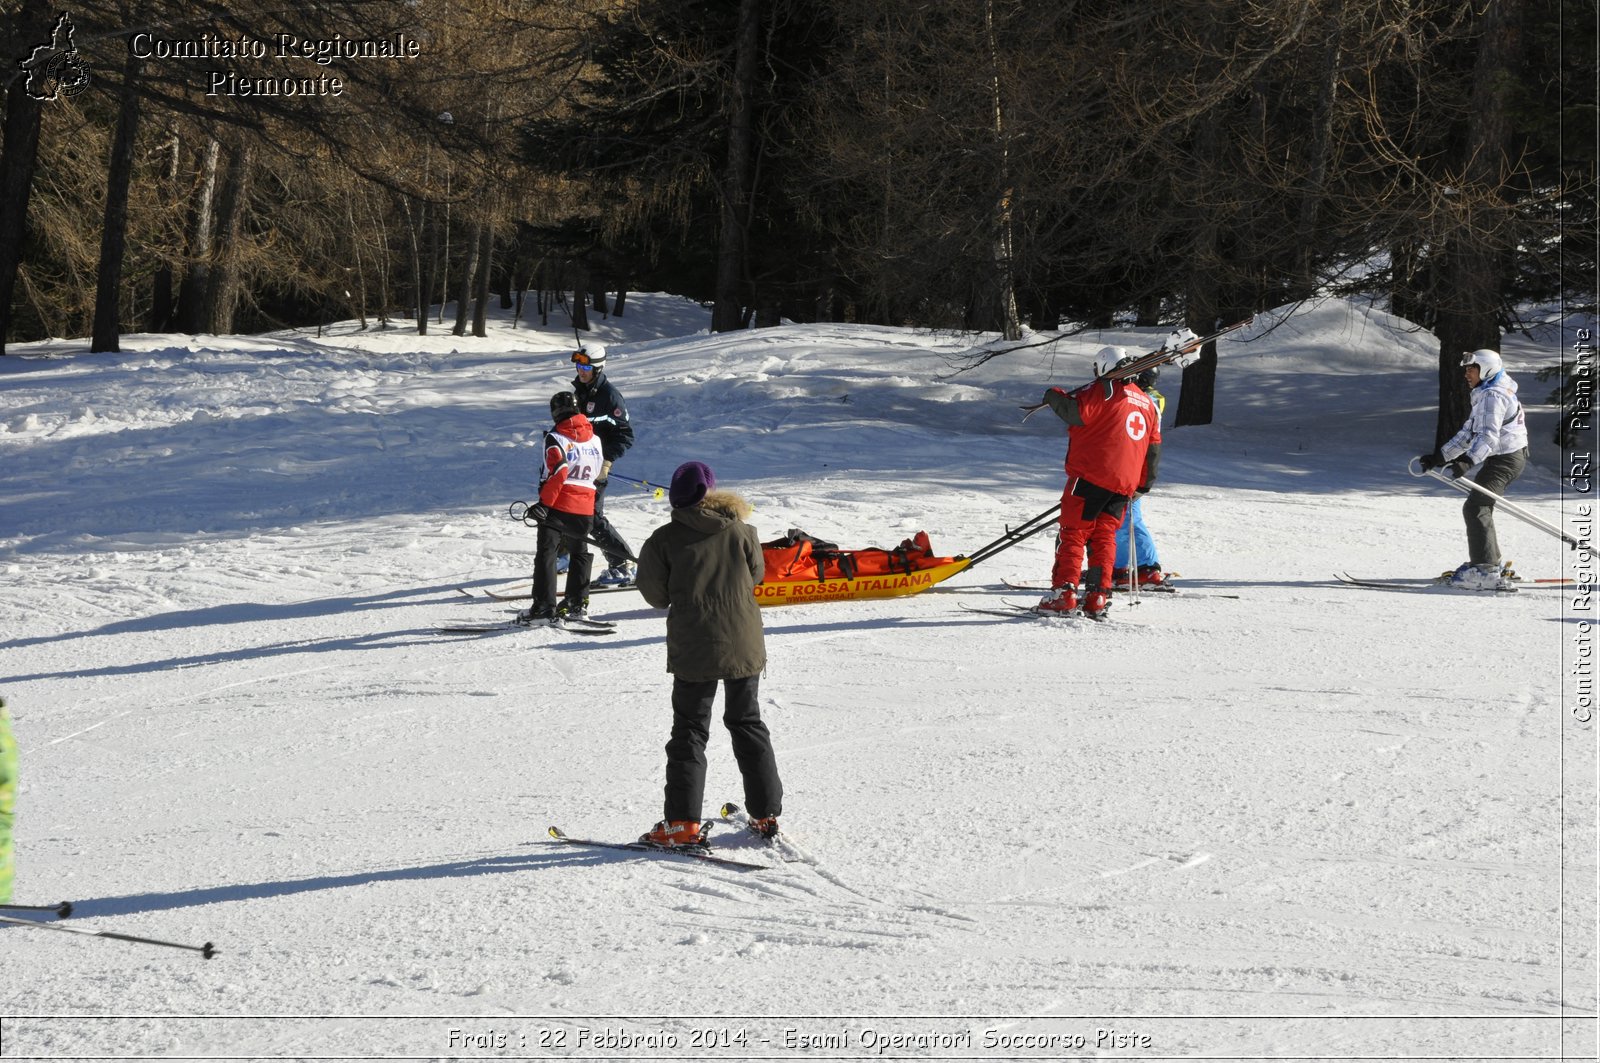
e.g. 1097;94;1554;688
508;501;640;562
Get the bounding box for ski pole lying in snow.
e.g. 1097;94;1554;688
1;900;73;917
508;501;640;562
0;914;215;958
1407;457;1598;560
608;472;666;499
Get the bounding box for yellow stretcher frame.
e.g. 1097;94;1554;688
752;557;973;607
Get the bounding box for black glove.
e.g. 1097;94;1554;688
1418;452;1442;472
525;502;551;524
1446;458;1472;479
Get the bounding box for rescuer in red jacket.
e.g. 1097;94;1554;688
1037;349;1163;621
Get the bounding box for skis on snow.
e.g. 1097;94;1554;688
456;583;637;602
960;599;1112;623
436;615;619;636
545;826;767;871
1333;572;1571;594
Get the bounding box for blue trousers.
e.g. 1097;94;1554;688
1114;497;1160;569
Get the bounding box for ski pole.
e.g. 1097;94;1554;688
609;472;666;499
0;914;215;958
508;501;640;562
1;900;72;917
1407;458;1597;560
1127;504;1140;601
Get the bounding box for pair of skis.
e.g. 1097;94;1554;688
961;599;1112;623
1020;316;1255;419
547;803;784;872
457;582;636;602
437;613;619;637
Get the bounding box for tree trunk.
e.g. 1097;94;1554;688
0;2;52;356
202;141;252;334
471;221;492;338
451;217;481;335
402;197;425;327
150;130;180;331
983;0;1021;340
90;53;143;353
1432;0;1523;448
176;137;220;334
713;0;761;333
1292;0;1345;298
612;289;627;317
418;198;438;335
1175;106;1226;427
345;187;368;329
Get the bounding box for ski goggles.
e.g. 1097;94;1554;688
571;351;599;368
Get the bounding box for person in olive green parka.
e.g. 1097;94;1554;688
635;462;783;848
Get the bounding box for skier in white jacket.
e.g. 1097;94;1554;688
1418;348;1529;589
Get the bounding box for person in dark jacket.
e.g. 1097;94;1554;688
635;461;783;848
570;343;638;585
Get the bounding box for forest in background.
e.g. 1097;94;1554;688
0;0;1593;438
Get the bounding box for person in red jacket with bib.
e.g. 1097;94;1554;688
1037;349;1163;620
519;391;605;624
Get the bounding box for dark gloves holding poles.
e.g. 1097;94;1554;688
1445;458;1472;479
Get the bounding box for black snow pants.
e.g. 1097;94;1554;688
662;675;783;823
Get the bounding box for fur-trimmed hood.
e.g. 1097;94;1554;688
698;488;753;521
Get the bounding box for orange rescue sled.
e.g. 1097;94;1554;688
750;502;1062;607
755;529;970;606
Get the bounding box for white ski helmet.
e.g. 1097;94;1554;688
573;342;606;370
1460;348;1502;378
1094;345;1130;378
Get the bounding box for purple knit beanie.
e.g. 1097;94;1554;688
669;461;715;509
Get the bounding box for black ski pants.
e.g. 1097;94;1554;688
589;479;634;569
1464;447;1527;566
533;509;592;612
663;675;783;822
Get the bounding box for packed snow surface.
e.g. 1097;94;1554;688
1;295;1594;1061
